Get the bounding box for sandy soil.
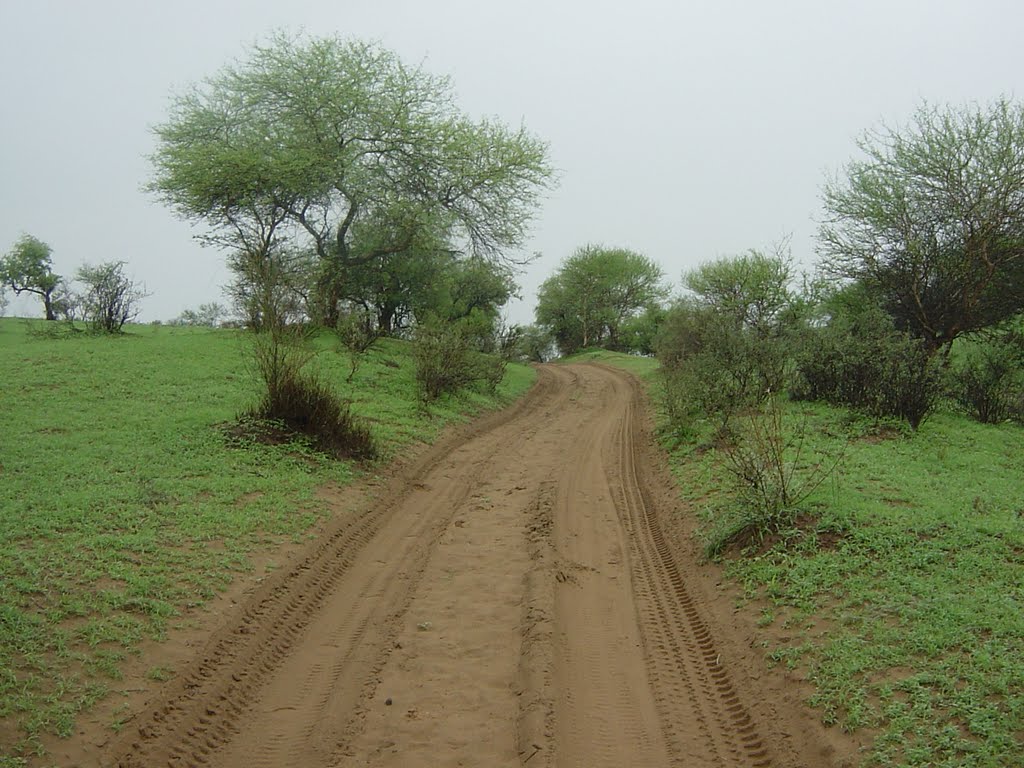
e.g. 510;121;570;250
61;363;855;767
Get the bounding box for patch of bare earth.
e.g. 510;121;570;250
50;364;859;767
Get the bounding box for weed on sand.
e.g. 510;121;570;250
0;319;534;761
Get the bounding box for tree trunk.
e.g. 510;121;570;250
43;290;56;321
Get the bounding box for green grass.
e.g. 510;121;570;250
0;318;535;761
588;351;1024;768
671;403;1024;767
559;347;659;378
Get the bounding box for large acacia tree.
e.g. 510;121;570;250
150;34;552;325
820;98;1024;354
536;245;667;354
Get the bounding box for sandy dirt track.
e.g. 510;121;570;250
98;363;838;767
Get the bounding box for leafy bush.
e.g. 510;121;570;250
172;302;226;327
950;334;1024;423
413;320;506;402
656;301;791;430
76;261;147;333
792;299;942;429
336;307;382;382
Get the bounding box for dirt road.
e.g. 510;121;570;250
103;363;832;767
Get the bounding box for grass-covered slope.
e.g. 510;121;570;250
0;319;535;761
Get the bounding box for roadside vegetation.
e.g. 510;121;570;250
551;99;1024;767
0;319;534;762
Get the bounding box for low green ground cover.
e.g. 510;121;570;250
587;349;1024;768
0;319;534;762
675;404;1024;768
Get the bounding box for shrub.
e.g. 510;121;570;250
336;307;381;382
792;301;942;429
76;261;147;333
706;396;844;557
950;334;1024;423
656;302;790;431
412;320;506;402
245;327;377;460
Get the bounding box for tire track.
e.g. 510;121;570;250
107;368;568;768
547;367;673;768
102;362;822;768
601;364;773;767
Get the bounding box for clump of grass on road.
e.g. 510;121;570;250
0;319;534;762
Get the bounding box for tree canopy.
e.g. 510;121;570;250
684;248;796;336
0;234;60;320
819;98;1024;353
150;34;553;325
535;245;667;355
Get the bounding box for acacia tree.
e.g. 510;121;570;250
684;247;797;336
820;98;1024;354
536;245;667;354
150;34;553;326
0;234;61;320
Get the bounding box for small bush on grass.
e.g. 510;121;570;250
705;396;844;558
413;320;506;403
950;333;1024;424
336;307;382;382
76;261;148;334
245;328;377;460
247;368;377;460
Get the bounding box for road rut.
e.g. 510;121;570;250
106;363;822;767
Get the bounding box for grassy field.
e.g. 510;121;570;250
581;349;1024;768
0;318;535;763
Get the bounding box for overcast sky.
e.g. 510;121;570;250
2;0;1022;324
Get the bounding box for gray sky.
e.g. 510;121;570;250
2;0;1022;324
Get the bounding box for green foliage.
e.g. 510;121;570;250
705;397;845;557
618;303;666;356
335;306;381;382
684;247;798;335
75;261;147;334
150;33;552;325
513;323;555;363
412;319;506;402
820;98;1024;353
246;339;377;460
0;234;60;320
792;286;943;429
657;248;804;432
173;302;226;327
535;244;667;355
226;247;314;330
949;328;1024;423
657;302;764;427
